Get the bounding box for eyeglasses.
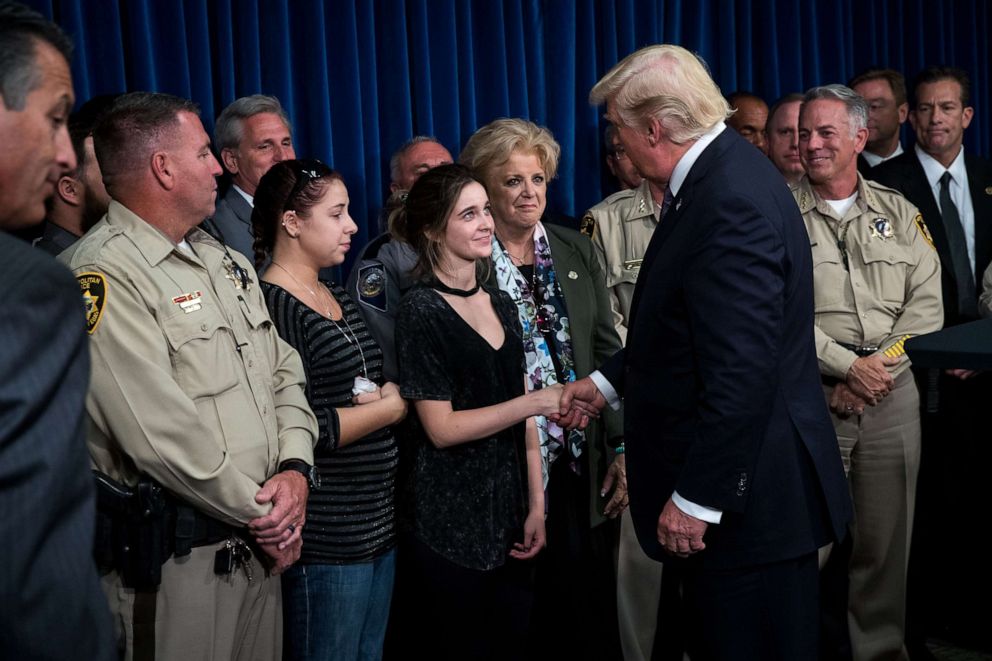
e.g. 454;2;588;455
610;146;629;161
284;159;330;211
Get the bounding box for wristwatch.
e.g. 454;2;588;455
278;459;320;490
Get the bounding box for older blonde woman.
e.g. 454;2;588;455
460;118;625;659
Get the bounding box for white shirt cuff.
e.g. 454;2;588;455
672;491;723;524
589;370;621;411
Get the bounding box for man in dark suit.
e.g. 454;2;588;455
559;44;852;659
34;95;115;256
0;3;114;658
849;69;909;175
210;94;296;262
869;65;992;652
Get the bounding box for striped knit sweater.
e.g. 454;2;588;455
262;280;398;564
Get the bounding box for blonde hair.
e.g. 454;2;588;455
589;45;730;144
458;118;560;183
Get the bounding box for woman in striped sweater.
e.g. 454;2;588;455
252;159;408;661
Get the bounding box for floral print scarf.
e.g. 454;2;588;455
492;222;586;487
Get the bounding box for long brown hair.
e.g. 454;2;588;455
250;158;342;269
391;163;489;282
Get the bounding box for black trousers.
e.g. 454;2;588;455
907;370;992;651
527;456;621;661
401;535;534;661
682;551;820;661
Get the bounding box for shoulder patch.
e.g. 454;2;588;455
579;214;597;238
357;263;388;312
913;213;936;251
77;272;107;334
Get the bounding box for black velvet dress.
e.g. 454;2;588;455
396;282;529;571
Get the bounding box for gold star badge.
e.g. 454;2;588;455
76;272;107;334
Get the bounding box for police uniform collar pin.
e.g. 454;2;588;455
869;217;894;240
224;257;252;291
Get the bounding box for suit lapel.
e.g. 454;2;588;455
230;190;253;225
905;153;953;270
966;155;992;288
546;228;582;320
628;130;732;328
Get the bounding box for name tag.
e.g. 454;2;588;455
623;259;643;270
172;291;203;313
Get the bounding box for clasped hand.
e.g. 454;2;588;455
846;354;900;405
548;376;608;431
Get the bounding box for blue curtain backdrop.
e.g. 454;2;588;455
26;0;992;274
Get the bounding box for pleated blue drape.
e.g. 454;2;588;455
27;0;992;274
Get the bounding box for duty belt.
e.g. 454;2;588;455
837;342;879;357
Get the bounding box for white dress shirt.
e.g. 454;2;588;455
916;143;975;274
233;184;255;208
861;142;904;168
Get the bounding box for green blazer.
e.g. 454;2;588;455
542;223;625;528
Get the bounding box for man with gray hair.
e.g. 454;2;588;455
560;44;852;659
795;83;942;660
211;94;295;261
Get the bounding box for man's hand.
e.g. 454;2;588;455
258;535;302;576
600;453;628;518
846;354;900;404
829;383;868;419
946;368;981;380
249;470;308;550
657;498;707;558
552;377;606;430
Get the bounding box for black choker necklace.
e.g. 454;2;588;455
431;278;481;297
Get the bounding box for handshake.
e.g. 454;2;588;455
532;377;608;430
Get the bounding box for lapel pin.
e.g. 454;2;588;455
568;271;578;280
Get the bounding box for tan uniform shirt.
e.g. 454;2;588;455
61;201;316;527
581;179;659;343
980;261;992;318
794;175;943;379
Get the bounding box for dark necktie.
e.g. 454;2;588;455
660;186;674;221
938;171;978;318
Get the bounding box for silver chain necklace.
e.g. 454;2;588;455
270;261;369;379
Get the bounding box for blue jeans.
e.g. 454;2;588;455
282;548;396;661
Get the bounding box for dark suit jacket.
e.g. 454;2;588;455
868;149;992;328
209;186;255;263
599;129;852;570
0;233;114;659
856;153;874;177
545;223;624;528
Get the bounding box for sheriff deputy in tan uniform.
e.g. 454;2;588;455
981;261;992;317
796;85;942;661
581;157;665;661
581;177;663;344
61;93;318;661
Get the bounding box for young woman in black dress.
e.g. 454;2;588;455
393;164;561;660
252;159;407;661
